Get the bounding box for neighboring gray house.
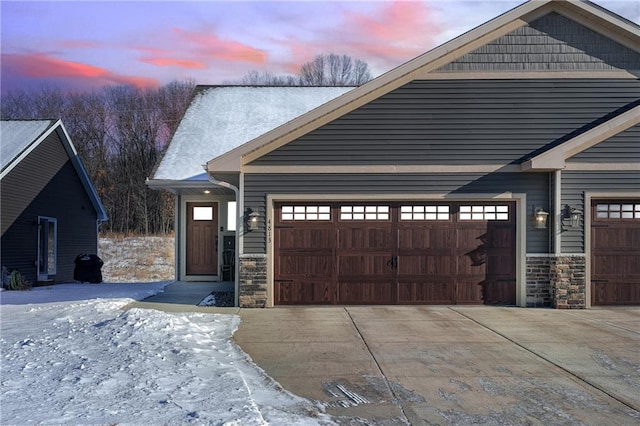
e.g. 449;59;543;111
1;120;108;285
150;0;639;308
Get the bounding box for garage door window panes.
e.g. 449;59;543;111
340;206;390;221
281;206;331;221
460;205;509;221
596;203;640;219
400;205;450;220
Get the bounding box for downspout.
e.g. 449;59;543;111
553;170;562;254
205;170;241;308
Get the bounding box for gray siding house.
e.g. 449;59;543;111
1;120;108;285
150;0;639;308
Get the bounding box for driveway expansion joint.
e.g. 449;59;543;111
344;307;411;425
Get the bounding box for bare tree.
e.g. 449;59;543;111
300;53;369;86
235;70;300;86
235;53;373;87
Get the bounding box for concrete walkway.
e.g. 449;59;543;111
234;306;640;425
128;281;238;314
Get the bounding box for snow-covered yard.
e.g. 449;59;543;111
0;283;331;425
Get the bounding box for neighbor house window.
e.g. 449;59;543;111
340;206;390;221
38;216;57;279
459;205;509;221
281;206;331;221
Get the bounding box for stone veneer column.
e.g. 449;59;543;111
550;255;587;309
525;255;552;307
238;254;267;308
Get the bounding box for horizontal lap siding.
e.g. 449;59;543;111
252;80;640;166
561;171;640;253
244;172;549;254
438;13;640;72
568;125;640;162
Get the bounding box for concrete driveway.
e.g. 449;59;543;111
234;306;640;425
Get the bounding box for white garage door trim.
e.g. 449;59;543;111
584;191;640;308
265;193;527;307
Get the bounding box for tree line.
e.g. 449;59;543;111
1;81;196;235
1;54;372;235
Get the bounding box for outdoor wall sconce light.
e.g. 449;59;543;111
533;206;549;229
244;208;259;231
562;204;582;228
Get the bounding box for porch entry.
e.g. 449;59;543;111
186;202;218;275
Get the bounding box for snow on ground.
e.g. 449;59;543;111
0;283;332;425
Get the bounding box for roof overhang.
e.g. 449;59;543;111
521;104;640;171
206;0;640;175
146;178;235;196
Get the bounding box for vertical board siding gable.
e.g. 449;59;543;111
437;12;640;72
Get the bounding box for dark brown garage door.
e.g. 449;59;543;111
591;200;640;306
274;202;516;305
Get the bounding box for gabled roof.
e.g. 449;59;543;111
206;0;640;174
0;119;108;221
149;86;353;183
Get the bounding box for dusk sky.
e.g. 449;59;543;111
2;1;639;94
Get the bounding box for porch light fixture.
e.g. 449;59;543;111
533;206;549;229
562;204;582;228
244;208;259;231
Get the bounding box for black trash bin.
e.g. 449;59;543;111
74;254;103;283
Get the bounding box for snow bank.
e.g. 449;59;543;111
0;284;332;425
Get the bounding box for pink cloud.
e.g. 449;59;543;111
1;52;159;91
282;1;441;75
140;57;207;69
5;52;110;79
172;27;267;64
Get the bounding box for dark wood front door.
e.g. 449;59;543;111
591;200;640;305
274;202;516;305
186;202;218;275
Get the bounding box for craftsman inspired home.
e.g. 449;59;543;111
149;0;639;308
1;120;108;285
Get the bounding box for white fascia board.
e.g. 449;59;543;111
522;105;640;171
